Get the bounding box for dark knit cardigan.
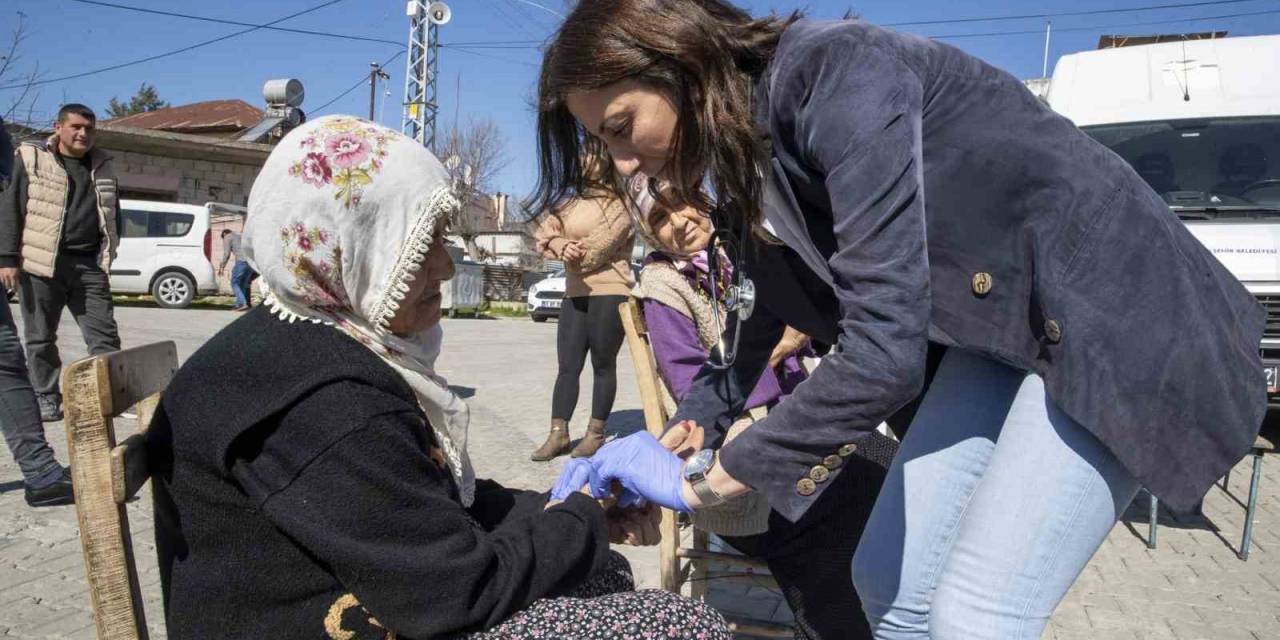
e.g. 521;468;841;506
148;307;610;639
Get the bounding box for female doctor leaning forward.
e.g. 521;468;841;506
535;2;1267;639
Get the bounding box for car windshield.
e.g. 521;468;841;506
1083;117;1280;219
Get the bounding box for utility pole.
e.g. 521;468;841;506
368;62;390;121
402;1;451;151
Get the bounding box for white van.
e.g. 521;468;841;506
1047;34;1280;406
111;200;229;308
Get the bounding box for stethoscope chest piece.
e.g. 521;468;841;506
725;275;755;321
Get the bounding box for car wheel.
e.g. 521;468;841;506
152;271;195;309
531;313;547;323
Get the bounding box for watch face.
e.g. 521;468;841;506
685;448;714;477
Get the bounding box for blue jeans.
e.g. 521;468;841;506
852;349;1140;640
0;297;62;487
230;261;253;308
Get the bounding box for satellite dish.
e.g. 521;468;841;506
427;1;452;25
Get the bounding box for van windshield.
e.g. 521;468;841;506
1083;117;1280;219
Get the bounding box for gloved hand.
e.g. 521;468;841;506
586;432;692;513
549;458;598;502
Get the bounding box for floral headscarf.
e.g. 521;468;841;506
242;115;475;505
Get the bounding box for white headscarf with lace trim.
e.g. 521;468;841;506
242;114;475;506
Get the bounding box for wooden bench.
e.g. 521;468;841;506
63;342;178;640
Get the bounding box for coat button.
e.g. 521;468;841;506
838;443;858;457
796;478;817;496
809;465;831;483
823;454;843;469
1045;319;1063;344
971;272;993;296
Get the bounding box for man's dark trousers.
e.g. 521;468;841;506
17;252;121;396
0;288;61;486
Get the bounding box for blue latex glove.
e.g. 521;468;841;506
586;432;692;513
549;458;598;502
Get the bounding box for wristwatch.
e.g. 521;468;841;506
683;449;726;508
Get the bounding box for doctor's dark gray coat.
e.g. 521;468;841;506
673;20;1266;522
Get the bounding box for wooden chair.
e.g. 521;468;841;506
618;298;792;639
63;342;179;640
1145;423;1276;560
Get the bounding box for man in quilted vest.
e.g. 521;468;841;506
0;104;121;424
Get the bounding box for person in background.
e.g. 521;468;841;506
217;228;252;311
0;104;121;423
0;117;74;507
149;115;729;640
530;160;635;461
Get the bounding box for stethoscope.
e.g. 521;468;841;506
705;210;756;369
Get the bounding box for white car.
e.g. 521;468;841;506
527;270;566;322
111;200;229;308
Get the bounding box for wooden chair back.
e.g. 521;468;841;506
63;342;178;640
618;299;791;638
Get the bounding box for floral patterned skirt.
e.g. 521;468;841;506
465;552;731;640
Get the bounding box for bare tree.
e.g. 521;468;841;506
438;118;511;261
2;12;43;136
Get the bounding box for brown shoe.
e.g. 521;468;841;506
571;418;608;458
531;419;571;461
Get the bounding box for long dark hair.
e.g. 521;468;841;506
530;0;797;226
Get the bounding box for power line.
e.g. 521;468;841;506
0;0;348;91
439;5;1280;50
312;50;405;116
884;0;1272;26
442;40;544;47
63;0;401;47
445;47;541;68
504;0;565;20
930;7;1280;39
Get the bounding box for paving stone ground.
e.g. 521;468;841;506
0;304;1276;638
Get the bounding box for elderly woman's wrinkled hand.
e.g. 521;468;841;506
606;502;661;546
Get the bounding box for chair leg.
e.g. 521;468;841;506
689;529;711;600
1240;452;1263;561
1148;491;1158;550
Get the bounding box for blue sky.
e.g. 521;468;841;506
5;0;1280;204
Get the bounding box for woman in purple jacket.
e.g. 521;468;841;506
632;192;896;640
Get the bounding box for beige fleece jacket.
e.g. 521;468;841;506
536;196;635;298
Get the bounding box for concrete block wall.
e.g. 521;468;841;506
113;150;262;208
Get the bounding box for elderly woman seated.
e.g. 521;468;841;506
146;116;729;640
630;192;898;640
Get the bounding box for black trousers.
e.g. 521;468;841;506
0;291;59;484
722;430;899;640
551;295;627;422
17;252;121;395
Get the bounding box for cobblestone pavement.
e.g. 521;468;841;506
0;305;1276;638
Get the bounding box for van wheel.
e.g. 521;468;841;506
152;272;195;309
531;313;547;323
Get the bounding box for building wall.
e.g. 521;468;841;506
108;149;262;207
